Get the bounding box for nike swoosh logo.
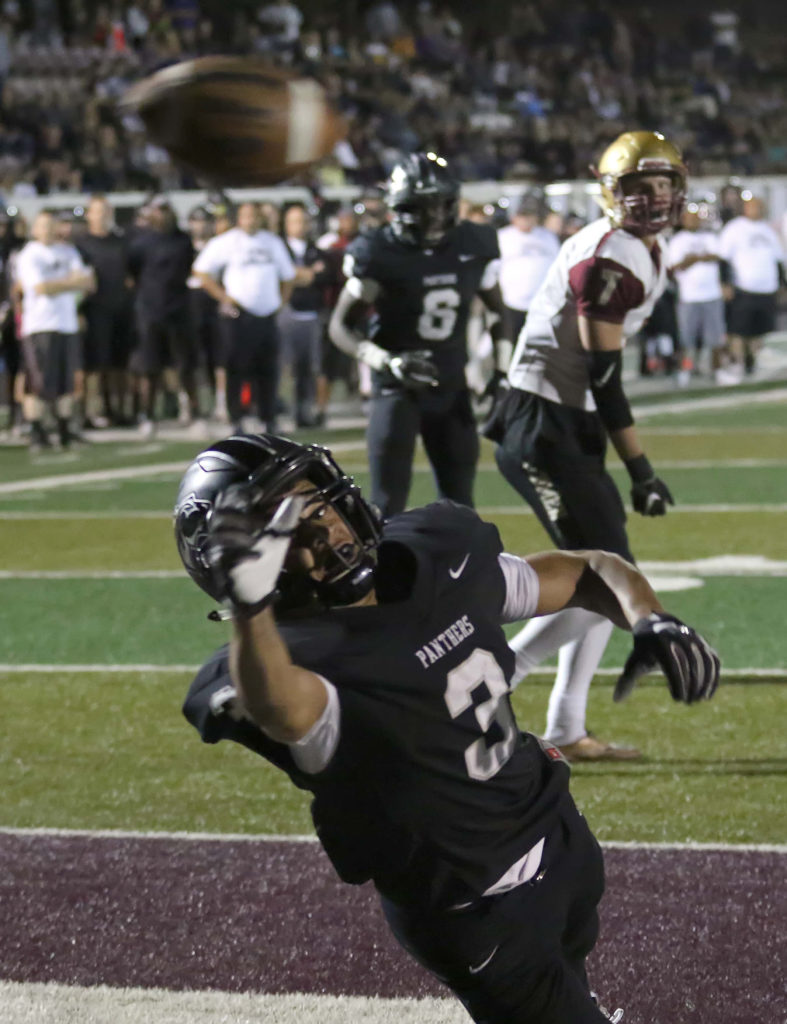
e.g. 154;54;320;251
468;945;499;974
458;253;475;261
592;362;616;388
449;554;470;579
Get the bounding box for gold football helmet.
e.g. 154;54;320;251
593;131;687;236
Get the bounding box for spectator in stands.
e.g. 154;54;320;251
14;209;95;450
315;205;360;420
193;201;295;434
497;192;560;342
128;196;198;436
719;195;786;376
186;204;224;420
667;201;728;383
279;201;329;427
77;194;133;426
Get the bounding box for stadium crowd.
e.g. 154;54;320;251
0;1;786;199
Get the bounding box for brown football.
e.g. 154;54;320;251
122;56;345;186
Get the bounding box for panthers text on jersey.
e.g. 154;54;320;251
343;221;500;390
184;501;570;909
508;216;668;409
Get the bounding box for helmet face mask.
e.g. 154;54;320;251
174;435;383;615
594;131;687;237
386;152;460;248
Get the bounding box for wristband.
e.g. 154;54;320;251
357;339;391;372
624;453;654;483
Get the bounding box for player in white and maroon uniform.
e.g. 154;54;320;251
484;131;687;761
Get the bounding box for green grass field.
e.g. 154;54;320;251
1;383;786;846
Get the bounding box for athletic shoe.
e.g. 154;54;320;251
557;733;641;762
592;992;624;1021
714;366;743;386
137;416;156;439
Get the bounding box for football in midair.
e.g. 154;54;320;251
122;56;345;186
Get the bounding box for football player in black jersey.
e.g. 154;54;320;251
175;433;719;1024
329;152;513;516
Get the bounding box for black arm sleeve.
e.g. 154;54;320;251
585;348;634;432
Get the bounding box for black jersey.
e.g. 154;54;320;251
184;502;570;906
345;222;499;390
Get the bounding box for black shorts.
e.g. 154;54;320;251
495;388;632;560
189;288;221;370
220;308;279;376
83;304;131;372
131;307;195;376
728;289;776;338
21;331;81;400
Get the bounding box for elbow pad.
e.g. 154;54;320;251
586;349;634;432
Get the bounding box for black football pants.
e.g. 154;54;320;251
381;796;610;1024
366;385;479;517
494;390;634;561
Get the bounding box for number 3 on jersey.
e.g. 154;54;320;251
418;287;460;341
445;648;517;781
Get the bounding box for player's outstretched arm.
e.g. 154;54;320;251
525;549;720;704
230;608;328;743
579;315;673;516
527;549;661;630
205;486;328;743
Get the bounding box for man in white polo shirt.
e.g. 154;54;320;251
497;193;560;343
193;202;296;432
15;210;95;451
719;195;786;376
666;202;728;382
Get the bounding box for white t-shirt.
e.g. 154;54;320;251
193;228;296;316
667;229;722;303
15;240;88;337
497;224;560;311
718;216;785;294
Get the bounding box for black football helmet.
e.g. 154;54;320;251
174;434;383;616
385;151;460;247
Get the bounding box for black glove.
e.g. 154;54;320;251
205;483;305;617
387;350;439;390
478;372;511;443
625;454;674;516
614;612;720;704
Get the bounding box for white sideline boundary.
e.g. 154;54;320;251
0;982;468;1024
1;825;784;853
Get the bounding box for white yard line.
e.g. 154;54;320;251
4;503;785;518
1;825;783;853
0;664;783;680
3;555;787;580
478;503;787;514
634;385;787;419
0;983;468;1024
0;441;368;495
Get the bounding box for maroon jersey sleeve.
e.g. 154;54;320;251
569;256;645;324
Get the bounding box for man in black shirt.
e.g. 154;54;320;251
175;433;719;1024
280;202;329;427
76;195;133;427
128;197;198;436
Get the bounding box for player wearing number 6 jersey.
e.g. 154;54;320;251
484;131;687;762
329;151;512;516
176;432;718;1024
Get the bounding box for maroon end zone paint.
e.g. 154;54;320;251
0;834;784;1022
